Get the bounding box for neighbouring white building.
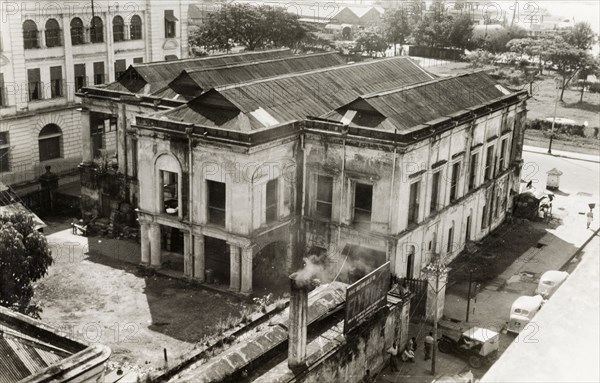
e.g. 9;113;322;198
0;0;190;197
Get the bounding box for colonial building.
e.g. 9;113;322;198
77;50;527;295
0;0;190;197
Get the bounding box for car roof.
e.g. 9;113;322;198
541;270;569;282
462;327;498;342
512;295;544;311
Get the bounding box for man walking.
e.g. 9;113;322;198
587;208;594;229
424;332;434;360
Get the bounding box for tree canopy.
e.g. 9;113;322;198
190;4;307;52
0;212;53;318
564;22;596;50
354;29;389;58
412;13;474;49
547;37;597;101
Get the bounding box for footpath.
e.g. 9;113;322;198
523;144;600;163
376;181;599;383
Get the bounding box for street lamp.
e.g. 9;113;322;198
423;259;450;376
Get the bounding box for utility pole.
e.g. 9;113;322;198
548;78;560;154
466;270;473;322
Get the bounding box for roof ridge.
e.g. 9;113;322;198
184;52;341;74
215;56;417;92
360;69;488;99
132;48;291;68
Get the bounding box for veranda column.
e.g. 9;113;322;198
229;244;241;292
240;246;253;295
149;223;161;268
140;222;150;265
193;234;205;282
80;108;93;164
183;231;191;277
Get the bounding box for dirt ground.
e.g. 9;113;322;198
35;218;252;376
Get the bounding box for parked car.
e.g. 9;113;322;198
536;270;569;298
437;327;500;368
507;295;544;334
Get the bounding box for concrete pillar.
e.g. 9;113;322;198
149;223;161;268
62;14;75;103
183;231;192;277
39;29;46;48
193;234;205;282
140;222;150;265
240;246;253;295
117;103;127;173
229;244;241;292
81;108;93;164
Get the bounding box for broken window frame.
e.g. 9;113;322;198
468;152;479;191
430;171;441;214
450;161;460;202
484;145;494;181
161;170;179;215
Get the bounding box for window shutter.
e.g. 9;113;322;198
50;66;62;80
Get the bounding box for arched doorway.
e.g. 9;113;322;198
253;241;288;298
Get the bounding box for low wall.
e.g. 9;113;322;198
294;294;410;383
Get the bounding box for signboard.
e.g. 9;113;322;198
344;262;391;335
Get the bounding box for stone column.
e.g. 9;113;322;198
39;29;46;48
425;264;449;322
81;108;93;164
183;231;192;277
149;223;162;268
194;234;205;282
229;244;241;292
117;103;127;173
140;222;150;265
240;246;253;295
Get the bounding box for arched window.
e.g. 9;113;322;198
45;19;62;47
23;20;39;49
38;124;62;162
90;16;104;43
113;15;124;42
70;17;84;45
130;15;142;40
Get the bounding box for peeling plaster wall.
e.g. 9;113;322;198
294;299;411;383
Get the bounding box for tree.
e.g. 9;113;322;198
576;57;600;103
355;30;389;58
412;14;452;47
475;25;528;53
547;37;597;101
463;49;496;68
564;22;596;50
190;4;306;52
384;9;412;55
0;213;53;318
448;14;474;49
507;36;552;74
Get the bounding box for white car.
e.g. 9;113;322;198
536;270;569;299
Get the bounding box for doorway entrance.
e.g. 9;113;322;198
205;236;230;285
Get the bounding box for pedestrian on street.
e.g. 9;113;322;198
406;337;414;352
587;208;594;229
411;337;417;352
424;332;434;360
387;342;399;372
401;344;415;363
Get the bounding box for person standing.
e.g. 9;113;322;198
587;208;594;229
387;342;399;372
363;369;374;383
424;332;434;360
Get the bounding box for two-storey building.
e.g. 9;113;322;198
122;56;527;296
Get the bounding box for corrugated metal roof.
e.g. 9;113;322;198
105;49;293;94
159;57;435;131
0;332;70;383
323;71;512;132
152;52;347;100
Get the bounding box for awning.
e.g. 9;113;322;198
165;10;179;22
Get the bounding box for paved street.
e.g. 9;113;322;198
377;150;599;383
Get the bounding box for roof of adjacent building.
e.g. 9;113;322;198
105;49;294;94
481;236;600;383
151;52;347;100
322;71;516;132
153;57;435;131
167;282;348;383
0;306;111;383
